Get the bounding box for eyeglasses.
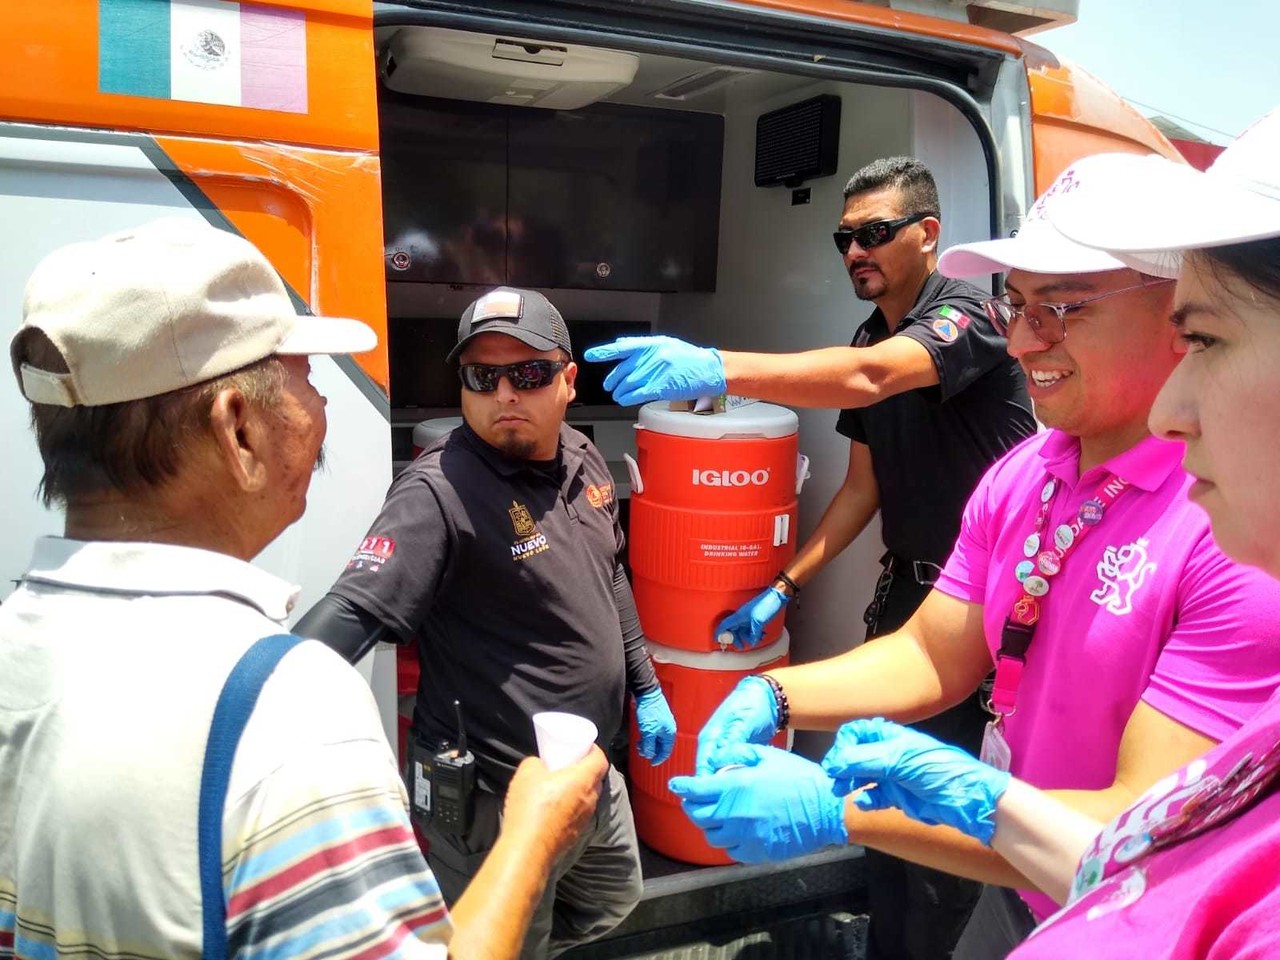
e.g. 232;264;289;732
458;359;566;393
982;279;1176;345
833;212;933;255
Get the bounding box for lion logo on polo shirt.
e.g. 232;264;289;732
509;500;549;561
1092;537;1156;616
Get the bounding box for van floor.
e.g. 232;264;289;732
562;844;869;959
565;909;868;959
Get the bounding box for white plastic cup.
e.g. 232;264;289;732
532;711;598;771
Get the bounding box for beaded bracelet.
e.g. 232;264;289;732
758;673;791;730
774;569;802;597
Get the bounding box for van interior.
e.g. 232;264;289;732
373;20;993;681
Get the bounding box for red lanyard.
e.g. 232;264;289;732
988;473;1132;718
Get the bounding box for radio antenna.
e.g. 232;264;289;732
453;699;468;755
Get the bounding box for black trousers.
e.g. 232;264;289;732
863;567;986;960
421;766;642;960
952;884;1038;960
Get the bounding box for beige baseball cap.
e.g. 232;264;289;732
12;218;378;407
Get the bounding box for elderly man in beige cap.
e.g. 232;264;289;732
0;218;605;960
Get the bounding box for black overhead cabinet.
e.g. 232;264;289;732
380;91;724;292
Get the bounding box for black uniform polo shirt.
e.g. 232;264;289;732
330;422;629;787
837;270;1036;566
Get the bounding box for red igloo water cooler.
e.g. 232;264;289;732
626;401;804;652
629;632;791;864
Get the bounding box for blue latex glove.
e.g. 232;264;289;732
582;336;726;406
821;718;1011;845
715;586;789;650
635;688;677;766
694;676;779;776
669;744;847;864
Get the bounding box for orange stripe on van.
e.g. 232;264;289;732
0;0;378;153
157;135;390;393
1028;62;1187;193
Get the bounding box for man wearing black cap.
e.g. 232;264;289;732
296;287;675;959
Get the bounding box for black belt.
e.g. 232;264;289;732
880;550;943;586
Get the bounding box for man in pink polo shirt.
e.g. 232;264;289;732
672;166;1280;960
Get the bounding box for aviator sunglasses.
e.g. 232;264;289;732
833;212;933;255
458;359;566;392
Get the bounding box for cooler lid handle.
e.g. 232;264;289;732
623;452;644;496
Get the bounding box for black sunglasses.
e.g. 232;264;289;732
458;359;566;393
833;212;933;255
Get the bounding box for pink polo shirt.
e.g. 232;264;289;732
936;430;1280;919
1011;688;1280;959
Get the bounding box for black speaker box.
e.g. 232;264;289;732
755;94;842;188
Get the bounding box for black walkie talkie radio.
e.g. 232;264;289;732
428;699;477;834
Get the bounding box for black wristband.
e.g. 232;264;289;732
774;570;801;597
758;673;790;730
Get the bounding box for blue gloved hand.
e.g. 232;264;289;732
821;718;1011;845
635;687;678;766
715;586;789;650
669;744;847;864
694;675;779;776
582;336;726;406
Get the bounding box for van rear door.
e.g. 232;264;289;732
0;0;396;737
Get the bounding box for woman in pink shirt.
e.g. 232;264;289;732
819;108;1280;958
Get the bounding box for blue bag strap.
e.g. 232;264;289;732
198;633;305;960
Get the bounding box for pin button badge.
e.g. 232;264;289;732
1024;575;1050;597
1054;524;1075;550
1114;832;1153;864
1040;479;1056;503
1037;552;1061;576
1023;533;1041;558
1084;866;1148;922
1013;596;1040;625
1015;560;1035;582
1080;499;1105;525
1076;856;1106;895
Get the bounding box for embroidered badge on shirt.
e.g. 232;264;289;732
509;500;549;561
937;303;971;328
1091;537;1156;615
586;483;615;509
347;535;396;572
932;316;959;342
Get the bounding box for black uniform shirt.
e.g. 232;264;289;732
330;422;647;787
837;270;1036;565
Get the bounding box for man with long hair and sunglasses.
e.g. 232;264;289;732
586;156;1035;960
672;166;1280;960
295;288;674;959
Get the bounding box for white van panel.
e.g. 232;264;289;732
912;90;993;289
0;127;397;748
0;135;204;593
